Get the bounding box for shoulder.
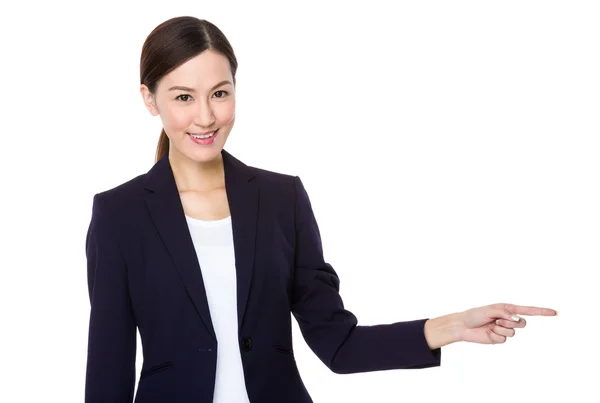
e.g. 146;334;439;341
248;164;296;185
90;173;146;218
244;164;309;203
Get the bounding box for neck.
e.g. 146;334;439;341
169;150;225;192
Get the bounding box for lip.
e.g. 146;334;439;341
188;129;219;146
187;130;216;135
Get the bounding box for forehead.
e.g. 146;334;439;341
158;50;232;91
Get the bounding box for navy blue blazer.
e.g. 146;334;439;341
85;149;441;403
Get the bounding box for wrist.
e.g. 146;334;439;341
424;312;461;350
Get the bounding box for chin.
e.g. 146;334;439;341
171;130;230;163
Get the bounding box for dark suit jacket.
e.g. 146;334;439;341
84;149;441;403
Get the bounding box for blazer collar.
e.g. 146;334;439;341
143;148;255;192
143;149;259;341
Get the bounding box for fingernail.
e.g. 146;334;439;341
510;315;521;321
496;319;501;325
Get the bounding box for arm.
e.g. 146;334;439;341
85;194;136;402
425;313;461;350
290;176;442;374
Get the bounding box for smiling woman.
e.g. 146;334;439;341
84;14;557;403
138;18;238;165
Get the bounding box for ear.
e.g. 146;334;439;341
140;84;159;116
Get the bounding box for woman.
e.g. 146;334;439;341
84;16;557;403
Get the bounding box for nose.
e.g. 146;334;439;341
192;99;216;128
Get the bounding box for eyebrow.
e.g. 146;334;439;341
167;80;232;93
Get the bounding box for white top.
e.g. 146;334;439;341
185;214;251;403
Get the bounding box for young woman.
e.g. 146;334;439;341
84;16;557;403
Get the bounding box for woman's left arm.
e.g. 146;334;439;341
290;176;442;374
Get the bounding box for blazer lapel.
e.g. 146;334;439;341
143;149;259;341
222;150;259;333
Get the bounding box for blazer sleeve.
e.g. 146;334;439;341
290;176;441;374
85;193;137;402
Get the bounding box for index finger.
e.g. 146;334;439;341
504;304;558;316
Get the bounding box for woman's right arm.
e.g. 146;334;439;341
85;193;137;403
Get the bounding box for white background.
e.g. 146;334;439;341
1;1;598;402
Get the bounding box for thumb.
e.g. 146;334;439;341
497;308;521;322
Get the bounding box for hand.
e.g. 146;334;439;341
455;303;557;344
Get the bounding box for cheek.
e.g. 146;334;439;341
162;108;192;130
216;102;236;124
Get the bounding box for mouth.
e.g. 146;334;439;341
187;129;219;145
187;130;217;139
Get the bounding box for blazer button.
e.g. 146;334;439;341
241;337;252;351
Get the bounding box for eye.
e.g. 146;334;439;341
175;94;192;102
213;90;228;98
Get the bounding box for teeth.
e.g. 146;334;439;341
190;131;215;139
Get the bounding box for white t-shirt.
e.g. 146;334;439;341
185;214;251;403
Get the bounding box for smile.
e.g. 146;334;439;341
188;131;216;139
187;129;219;145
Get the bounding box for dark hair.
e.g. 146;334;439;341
140;16;238;163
